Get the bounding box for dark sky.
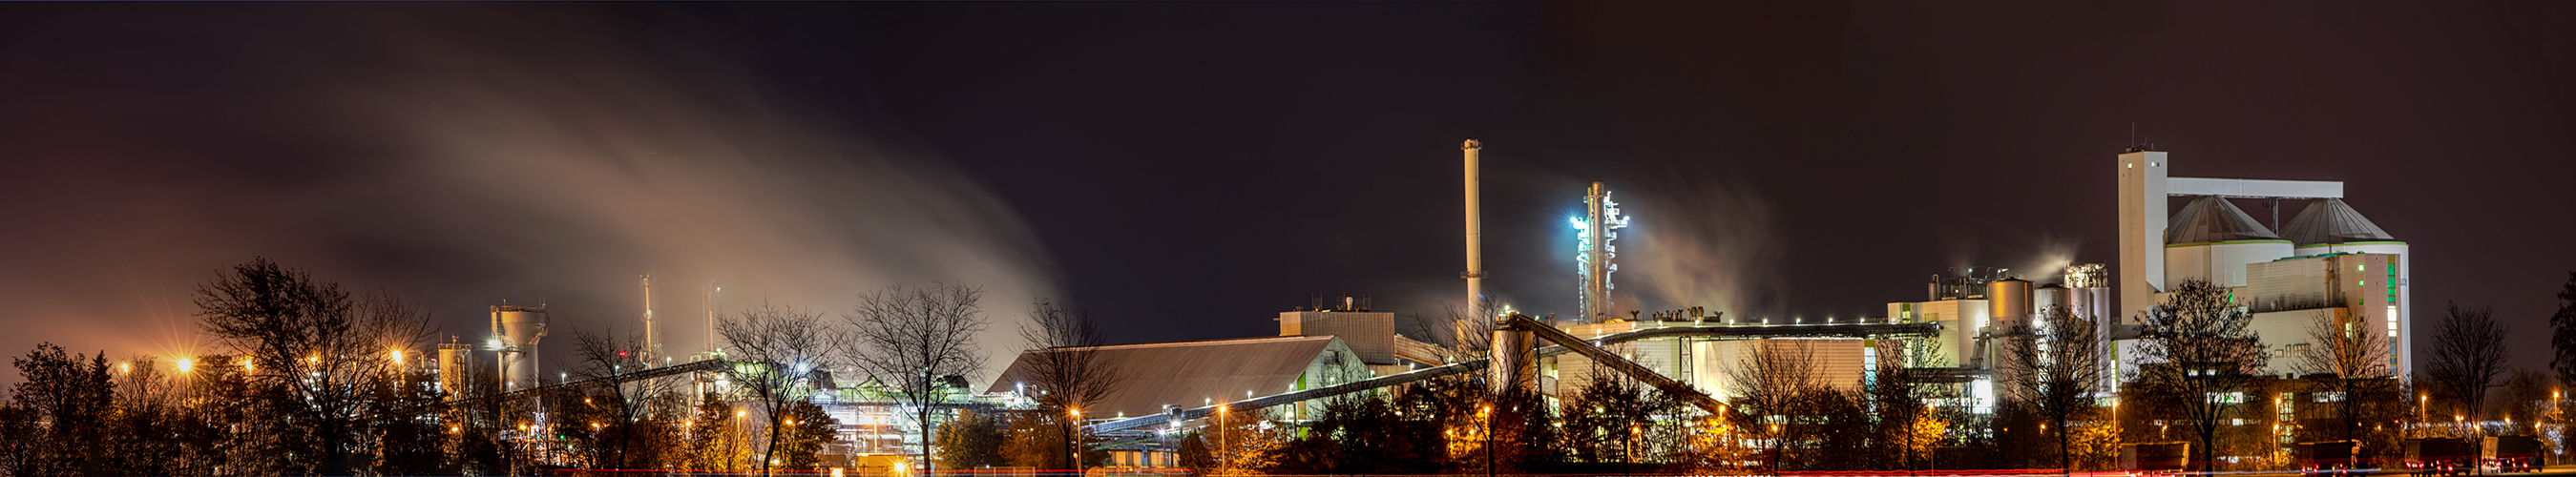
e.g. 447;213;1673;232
2;2;2571;385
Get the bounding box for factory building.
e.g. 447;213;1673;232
986;335;1375;423
1538;318;1883;402
1884;272;2116;413
2117;150;2412;380
1853;150;2414;411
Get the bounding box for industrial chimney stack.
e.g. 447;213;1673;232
1462;139;1485;315
640;273;657;367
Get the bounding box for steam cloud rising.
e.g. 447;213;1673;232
1618;173;1789;321
0;7;1058;385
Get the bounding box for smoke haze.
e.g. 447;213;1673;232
0;6;1058;385
1615;171;1790;321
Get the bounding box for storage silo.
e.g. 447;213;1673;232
1986;278;2033;332
2163;196;2293;288
2034;282;2070;332
2280;197;2411;378
437;341;477;400
491;304;549;391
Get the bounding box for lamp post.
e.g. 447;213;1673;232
1069;408;1082;473
1482;404;1495;477
1627;425;1641;477
1218;404;1229;477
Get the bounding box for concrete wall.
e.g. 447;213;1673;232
2165;240;2293;288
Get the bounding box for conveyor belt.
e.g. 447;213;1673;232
1082;358;1490;433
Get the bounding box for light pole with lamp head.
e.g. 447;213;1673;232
1482;404;1495;477
1068;408;1082;472
1218;404;1229;477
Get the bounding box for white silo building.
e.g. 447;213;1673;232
492;304;549;392
2114;150;2414;382
2162;196;2295;289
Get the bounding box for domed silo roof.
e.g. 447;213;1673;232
2280;197;2397;246
2165;196;2280;244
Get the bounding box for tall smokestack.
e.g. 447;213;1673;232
1462;139;1485;317
640;273;657;366
706;280;723;355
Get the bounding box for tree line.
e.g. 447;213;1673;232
933;274;2576;476
2;257;2572;476
0;259;1029;476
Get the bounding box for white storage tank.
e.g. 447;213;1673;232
2034;283;2069;321
492;304;549;391
2280;197;2411;377
2164;196;2293;288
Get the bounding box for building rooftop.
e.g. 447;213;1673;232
2279;197;2398;246
985;335;1356;419
2166;196;2282;244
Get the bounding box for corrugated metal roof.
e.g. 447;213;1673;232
986;336;1352;419
2279;197;2397;246
2166;196;2281;244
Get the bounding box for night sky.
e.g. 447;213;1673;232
3;2;2572;386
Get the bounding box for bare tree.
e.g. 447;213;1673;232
2291;309;2396;442
1013;299;1124;470
194;258;435;476
2004;304;2102;475
1724;340;1821;474
1431;296;1509;360
569;328;681;469
843;283;991;477
717;301;833;476
2551;272;2576;388
1866;336;1957;473
2130;279;2268;473
2428;301;2509;421
2549;272;2576;455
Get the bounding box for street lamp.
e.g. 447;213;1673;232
1218;404;1230;477
1627;425;1641;477
1481;404;1495;477
1069;408;1083;472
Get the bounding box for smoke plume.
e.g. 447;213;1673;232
1618;172;1789;321
0;6;1058;385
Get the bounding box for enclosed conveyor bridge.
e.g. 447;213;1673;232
1532;321;1944;359
437;358;732;410
1084;358;1491;433
1082;316;1942;435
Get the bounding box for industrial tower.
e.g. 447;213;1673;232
1576;181;1629;323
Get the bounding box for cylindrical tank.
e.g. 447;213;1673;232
492;304;549;391
437;342;475;400
1489;329;1534;394
1987;278;2033;332
2034;283;2069;322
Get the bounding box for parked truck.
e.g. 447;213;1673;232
2406;438;2477;477
2120;442;2190;476
2294;441;2363;476
2482;435;2542;473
